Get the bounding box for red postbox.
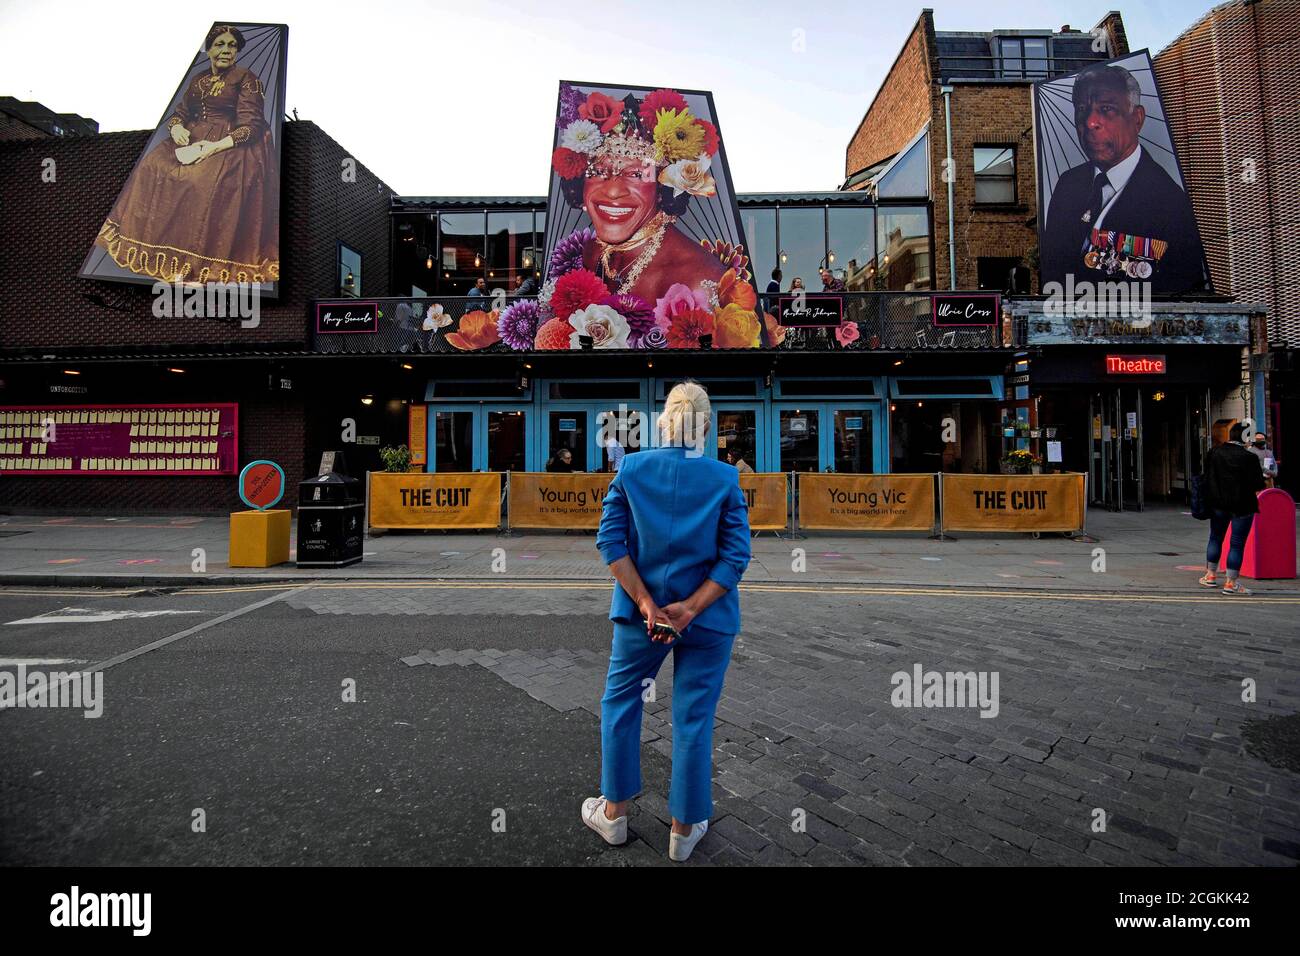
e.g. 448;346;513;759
1218;488;1297;579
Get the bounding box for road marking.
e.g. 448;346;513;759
5;608;206;625
163;579;1300;605
0;658;89;666
0;585;308;714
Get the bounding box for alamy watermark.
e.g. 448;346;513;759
891;663;999;718
1041;273;1152;325
151;280;262;328
0;666;103;718
597;403;710;458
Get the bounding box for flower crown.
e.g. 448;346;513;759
551;85;719;198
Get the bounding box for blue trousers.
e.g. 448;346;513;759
1207;510;1254;573
600;620;735;825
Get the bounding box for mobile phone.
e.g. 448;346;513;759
646;619;680;641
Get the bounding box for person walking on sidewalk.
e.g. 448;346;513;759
583;381;751;862
1200;422;1267;595
1248;432;1279;488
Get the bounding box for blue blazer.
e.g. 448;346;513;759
596;446;751;636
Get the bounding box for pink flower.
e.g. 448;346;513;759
835;321;860;347
653;283;709;330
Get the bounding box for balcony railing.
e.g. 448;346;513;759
310;292;1023;355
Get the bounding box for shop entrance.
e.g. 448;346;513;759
427;404;531;472
770;402;882;473
544;403;649;472
1086;386;1208;510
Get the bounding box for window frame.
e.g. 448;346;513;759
972;143;1018;207
337;240;362;298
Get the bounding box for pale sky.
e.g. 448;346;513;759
0;0;1216;196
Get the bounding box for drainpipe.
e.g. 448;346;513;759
940;84;957;290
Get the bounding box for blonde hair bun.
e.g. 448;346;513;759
660;380;711;445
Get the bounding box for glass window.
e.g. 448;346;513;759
776;207;826;295
876;129;930;199
779;409;820;473
742;207;777;294
998;38;1022;77
1023;37;1048;78
877;207;932;290
487;411;527;472
488;210;532;297
833;410;873;473
338;243;361;298
717;410;758;469
973;146;1016;204
827;207;876;291
549;412;587;471
434;411;475;472
439;211;486;296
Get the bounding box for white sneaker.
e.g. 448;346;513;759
668;819;708;862
581;796;627;845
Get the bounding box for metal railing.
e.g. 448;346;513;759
310;293;1025;355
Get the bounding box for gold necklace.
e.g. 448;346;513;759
598;212;675;295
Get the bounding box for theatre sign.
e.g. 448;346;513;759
1017;307;1251;346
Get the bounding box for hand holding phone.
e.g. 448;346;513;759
645;618;680;643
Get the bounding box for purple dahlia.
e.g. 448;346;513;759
497;300;541;351
601;293;656;346
548;227;594;279
638;325;668;349
556;84;583;129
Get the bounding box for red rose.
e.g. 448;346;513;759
551;147;586;179
638;88;688;130
551;268;609;321
666;308;715;349
578;91;624;133
694;118;719;156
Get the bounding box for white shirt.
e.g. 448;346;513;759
1093;145;1142;229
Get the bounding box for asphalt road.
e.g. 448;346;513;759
1;580;1297;867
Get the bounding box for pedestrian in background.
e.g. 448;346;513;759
1248;432;1278;488
583;381;751;861
1200;422;1267;595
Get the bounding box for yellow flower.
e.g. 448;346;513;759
653;108;704;164
713;304;761;349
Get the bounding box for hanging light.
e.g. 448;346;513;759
779;249;788;264
474;253;481;268
522;253;533;268
344;271;354;288
426;254;433;270
827;250;836;264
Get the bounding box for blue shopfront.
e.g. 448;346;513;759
417;369;1003;475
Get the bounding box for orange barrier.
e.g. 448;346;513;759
368;471;502;529
798;473;936;532
939;473;1086;533
507;472;614;530
739;473;790;531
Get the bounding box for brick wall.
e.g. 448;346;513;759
1155;0;1300;347
0;121;393;350
0;119;390;512
845;13;937;180
932;84;1039;290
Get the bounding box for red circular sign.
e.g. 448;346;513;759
240;461;284;510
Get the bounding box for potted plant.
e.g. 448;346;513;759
379;444;413;473
1000;449;1042;475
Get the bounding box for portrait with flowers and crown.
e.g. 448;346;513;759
532;82;772;352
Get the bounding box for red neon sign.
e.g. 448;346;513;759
1106;354;1166;375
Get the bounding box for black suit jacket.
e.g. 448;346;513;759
1041;149;1208;296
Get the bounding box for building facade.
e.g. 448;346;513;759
1154;0;1299;497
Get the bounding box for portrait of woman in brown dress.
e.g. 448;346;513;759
92;24;281;285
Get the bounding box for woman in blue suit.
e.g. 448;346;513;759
583;381;752;861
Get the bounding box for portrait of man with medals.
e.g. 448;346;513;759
1038;57;1210;297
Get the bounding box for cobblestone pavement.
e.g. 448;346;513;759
292;581;1300;866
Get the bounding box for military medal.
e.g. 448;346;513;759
1135;261;1152;279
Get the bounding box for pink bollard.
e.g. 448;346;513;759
1217;488;1297;579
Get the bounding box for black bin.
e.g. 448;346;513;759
297;472;364;568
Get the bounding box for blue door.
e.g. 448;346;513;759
770;402;883;473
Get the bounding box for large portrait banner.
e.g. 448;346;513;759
524;80;774;352
1034;50;1209;300
79;22;288;294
